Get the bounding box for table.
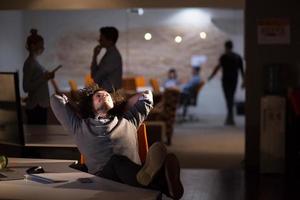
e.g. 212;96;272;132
0;158;160;200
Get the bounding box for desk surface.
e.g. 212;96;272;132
0;158;159;200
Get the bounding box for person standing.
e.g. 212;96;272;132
90;27;122;92
23;29;55;124
208;40;244;125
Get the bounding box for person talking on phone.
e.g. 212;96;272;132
23;29;58;124
90;27;123;93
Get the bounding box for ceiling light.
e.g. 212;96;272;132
144;33;152;40
200;32;207;39
174;36;182;43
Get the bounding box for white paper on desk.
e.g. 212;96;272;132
19;172;92;186
0;172;160;200
54;172;158;194
25;174;68;184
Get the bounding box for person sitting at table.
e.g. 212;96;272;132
163;68;180;89
50;84;183;199
179;66;201;104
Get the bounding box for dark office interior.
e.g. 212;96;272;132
0;0;299;199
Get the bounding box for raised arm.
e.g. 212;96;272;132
50;94;81;134
123;90;154;128
50;79;61;94
90;45;102;76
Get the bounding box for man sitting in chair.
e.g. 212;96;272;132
179;67;202;117
50;84;183;199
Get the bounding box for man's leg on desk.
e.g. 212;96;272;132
95;142;184;199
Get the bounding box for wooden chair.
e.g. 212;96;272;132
137;123;149;163
147;88;181;145
84;74;94;87
68;80;78;92
135;76;146;87
79;123;149;167
182;81;205;118
149;78;161;93
122;77;137;91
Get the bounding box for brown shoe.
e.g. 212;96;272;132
164;153;184;199
137;142;167;186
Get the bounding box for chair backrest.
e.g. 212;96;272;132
84;74;94;87
122;77;137;91
68;80;78;92
190;81;205;105
135;76;146;87
162;88;181;128
80;154;85;165
80;123;149;165
149;78;160;93
137;123;149;164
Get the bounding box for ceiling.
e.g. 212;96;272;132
0;0;244;10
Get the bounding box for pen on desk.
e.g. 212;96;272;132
25;174;55;184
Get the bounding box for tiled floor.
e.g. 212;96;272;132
165;114;300;200
168;115;245;169
177;169;244;200
162;115;246;199
163;168;299;200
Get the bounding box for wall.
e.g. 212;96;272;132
0;0;244;10
0;8;244;116
0;11;24;72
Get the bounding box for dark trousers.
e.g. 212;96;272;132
180;92;192;117
95;155;167;192
222;79;238;120
26;105;48;125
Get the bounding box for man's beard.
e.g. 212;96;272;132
95;103;112;115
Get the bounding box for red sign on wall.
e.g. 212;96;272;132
257;19;290;44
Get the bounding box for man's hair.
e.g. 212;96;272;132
100;27;119;44
168;68;177;78
72;84;126;119
169;68;176;73
225;40;233;50
193;67;201;74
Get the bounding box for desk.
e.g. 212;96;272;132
0;158;160;200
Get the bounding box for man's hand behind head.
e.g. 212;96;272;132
125;90;153;109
